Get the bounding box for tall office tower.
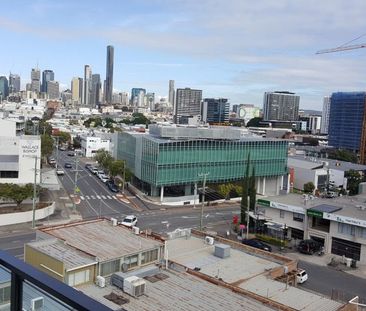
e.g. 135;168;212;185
263;91;300;121
9;74;20;93
0;76;9;99
91;74;101;107
168;80;175;108
146;92;155;111
328;92;366;163
174;88;202;124
321;96;330;134
42;70;54;93
47;81;59;99
83;65;92;106
105;45;114;105
201;98;230;124
131;88;146;107
120;92;129;106
31;68;41;93
71;77;83;103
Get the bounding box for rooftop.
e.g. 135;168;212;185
26;238;97;271
41;219;163;262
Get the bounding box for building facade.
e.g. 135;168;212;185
328;92;366;163
201;98;230;124
46;81;59;100
41;70;54;93
168;80;175;108
80;135;111;158
263;91;300;121
321;96;330;134
71;77;83;104
83;65;92;106
117;125;289;203
131;88;146;107
174;88;202;124
105;45;114;105
0;76;9;100
91;74;101;107
9;73;20;93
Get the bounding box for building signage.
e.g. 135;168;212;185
21;141;39;154
257;199;305;214
323;212;366;229
306;209;323;218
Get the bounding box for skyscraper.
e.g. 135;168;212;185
91;74;101;107
321;96;330;134
131;88;146;107
31;68;41;93
146;92;155;111
168;80;175;108
9;74;20;93
174;88;202;124
201;98;230;124
47;81;59;99
71;77;83;103
263;91;300;121
42;70;54;93
0;76;9;99
83;65;92;106
105;45;114;105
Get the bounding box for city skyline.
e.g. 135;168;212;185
1;1;366;109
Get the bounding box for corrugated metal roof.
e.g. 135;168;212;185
27;239;96;270
42;220;163;262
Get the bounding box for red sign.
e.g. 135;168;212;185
239;224;246;230
233;215;239;224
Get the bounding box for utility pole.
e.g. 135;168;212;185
72;156;82;209
246;195;250;239
198;172;209;231
122;160;126;194
32;156;38;229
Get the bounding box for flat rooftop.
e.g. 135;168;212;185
265;193;366;221
26;239;96;271
41;219;163;262
79;268;275;311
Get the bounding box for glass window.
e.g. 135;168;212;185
100;259;120;276
280;210;285;218
141;249;159;265
293;212;304;222
124;254;138;269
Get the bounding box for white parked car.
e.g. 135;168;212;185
56;168;65;176
99;174;110;183
296;269;308;284
120;215;138;227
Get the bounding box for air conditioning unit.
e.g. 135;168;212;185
132;226;140;235
205;236;214;245
123;276;146;297
96;275;106;288
31;297;44;311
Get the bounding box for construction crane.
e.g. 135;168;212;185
316;43;366;54
316;36;366;164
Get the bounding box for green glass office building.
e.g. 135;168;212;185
117;125;288;202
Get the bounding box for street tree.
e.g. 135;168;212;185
0;184;34;209
249;166;256;211
41;134;54;159
94;149;113;170
54;131;71;145
240;154;250;224
345;170;363;195
109;160;124;178
303;182;315;194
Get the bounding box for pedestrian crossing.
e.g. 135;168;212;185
80;195;118;201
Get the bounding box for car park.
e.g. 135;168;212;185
64;162;72;169
242;239;272;252
56;168;65;175
120;215;137;227
297;239;322;255
296;269;308;284
106;180;119;192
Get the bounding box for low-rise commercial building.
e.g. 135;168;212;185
80;135;111;157
256;193;366;264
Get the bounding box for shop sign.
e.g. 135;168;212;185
306;209;323;218
270;201;305;214
257;199;270;207
323;212;366;228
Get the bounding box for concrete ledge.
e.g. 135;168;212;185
0;202;55;226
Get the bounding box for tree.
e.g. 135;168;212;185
54;131;71;145
94;149;113;170
38;120;53;135
345;169;363;195
246;117;263;127
249;166;256;211
108;160;124;178
325;148;358;163
41;134;54;159
0;184;34;209
131;113;151;126
303;182;315;194
240;154;250;224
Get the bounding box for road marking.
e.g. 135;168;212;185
112;196;117;200
96;195;101;199
107;195;112;199
59;197;69;200
101;195;106;199
161;221;169;224
80;196;85;200
85;195;90;199
90;195;95;199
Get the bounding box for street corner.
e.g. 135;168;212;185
69;194;81;205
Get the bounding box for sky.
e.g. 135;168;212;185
2;0;366;110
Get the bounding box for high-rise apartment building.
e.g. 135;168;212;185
30;68;41;93
42;70;54;93
168;80;175;108
201;98;229;124
9;74;20;93
321;96;330;134
47;81;59;99
263;91;300;121
83;65;92;106
105;45;114;105
131;88;146;107
91;74;101;107
174;88;202;124
0;76;9;99
71;77;83;103
328;92;366;163
146;92;155;111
